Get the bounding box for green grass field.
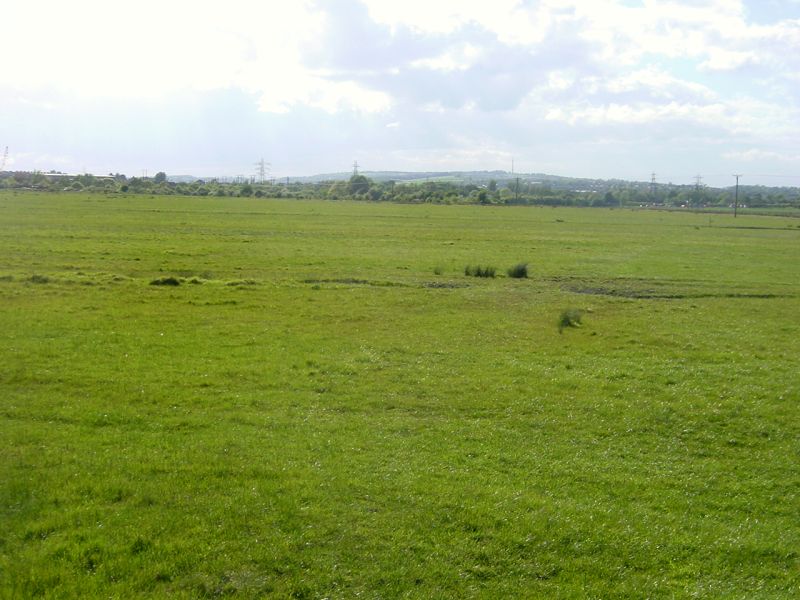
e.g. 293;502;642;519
2;192;799;598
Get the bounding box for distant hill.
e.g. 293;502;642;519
164;170;799;195
289;170;627;192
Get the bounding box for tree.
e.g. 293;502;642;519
348;174;371;195
327;181;346;198
153;171;167;184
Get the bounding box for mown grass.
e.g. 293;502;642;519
1;192;799;598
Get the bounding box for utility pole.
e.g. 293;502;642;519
692;174;704;208
733;174;742;218
650;172;657;198
254;158;270;184
352;160;359;177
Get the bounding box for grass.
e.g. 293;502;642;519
1;191;799;598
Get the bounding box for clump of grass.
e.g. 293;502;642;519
558;308;583;332
507;263;528;278
433;265;445;275
465;265;496;278
29;275;51;284
150;276;181;286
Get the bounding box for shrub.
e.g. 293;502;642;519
507;263;528;278
150;276;180;286
558;308;582;332
465;265;496;278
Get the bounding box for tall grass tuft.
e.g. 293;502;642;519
558;308;582;332
507;263;529;278
465;265;496;278
150;276;181;286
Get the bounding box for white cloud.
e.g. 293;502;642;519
544;101;728;126
411;44;484;72
257;75;392;114
723;149;800;163
604;67;717;101
699;48;759;71
3;0;800;180
1;0;393;113
361;0;548;43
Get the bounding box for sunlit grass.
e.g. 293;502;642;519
1;192;798;597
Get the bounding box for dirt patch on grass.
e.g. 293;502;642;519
553;277;792;299
303;278;408;288
422;282;469;289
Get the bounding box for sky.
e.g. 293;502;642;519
2;0;800;187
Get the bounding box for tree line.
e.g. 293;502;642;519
2;170;798;209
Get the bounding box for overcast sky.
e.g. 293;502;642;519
2;0;799;186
